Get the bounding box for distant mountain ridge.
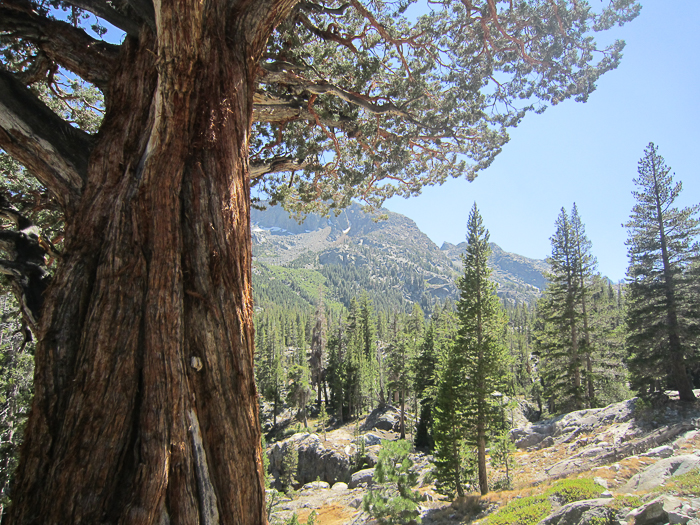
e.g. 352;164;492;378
251;203;548;312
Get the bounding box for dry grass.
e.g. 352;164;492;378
295;504;356;525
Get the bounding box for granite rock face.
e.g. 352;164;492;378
268;432;354;487
622;454;700;492
538;498;615;525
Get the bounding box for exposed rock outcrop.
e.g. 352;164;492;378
538;498;615;525
621;453;700;492
268;432;354;487
362;405;403;433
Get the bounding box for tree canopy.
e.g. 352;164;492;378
2;0;640;216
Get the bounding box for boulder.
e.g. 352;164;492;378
268;432;353;487
510;424;555;450
362;433;383;446
641;445;675;459
622;454;700;492
626;496;692;525
349;468;375;489
362;405;402;432
301;481;330;491
331;482;349;491
538;498;614;525
593;477;608;489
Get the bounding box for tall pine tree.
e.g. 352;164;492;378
536;204;599;411
434;204;508;496
624;143;700;401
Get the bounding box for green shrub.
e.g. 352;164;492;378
608;494;642;512
485;495;552;525
362;440;422;524
546;478;604;504
652;467;700;497
484;478;604;525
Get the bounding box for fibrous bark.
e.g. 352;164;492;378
5;1;299;523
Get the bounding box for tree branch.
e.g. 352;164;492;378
250;157;310;180
252;91;358;133
257;64;431;129
0;196;50;334
0;0;120;90
62;0;143;37
0;68;91;213
297;2;350;16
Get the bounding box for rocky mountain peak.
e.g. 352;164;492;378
252;203;549;311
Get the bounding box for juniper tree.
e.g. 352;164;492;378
624;143;700;401
0;0;639;520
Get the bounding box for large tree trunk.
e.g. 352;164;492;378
7;2;297;522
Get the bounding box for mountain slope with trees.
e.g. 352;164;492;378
252;203;550;314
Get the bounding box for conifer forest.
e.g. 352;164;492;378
1;0;700;523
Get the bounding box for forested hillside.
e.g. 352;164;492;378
252;203;548;315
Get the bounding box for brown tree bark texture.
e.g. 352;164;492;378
7;1;298;522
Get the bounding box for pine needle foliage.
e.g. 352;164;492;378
362;439;422;525
433;203;509;496
536;204;602;412
624;143;700;401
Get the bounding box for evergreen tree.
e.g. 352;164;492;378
309;298;327;406
624;143;700;401
257;317;286;427
362;440;422;525
326;321;347;422
287;362;314;429
588;278;630;405
536;206;591;411
434;204;509;496
505;301;537;401
432;343;471;497
386;312;416;440
570;204;598;405
415;304;457;450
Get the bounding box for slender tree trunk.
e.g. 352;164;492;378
453;436;464;498
477;420;488;495
571;319;582;409
400;389;406;440
7;1;298;520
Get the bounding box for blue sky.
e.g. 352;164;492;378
384;1;700;282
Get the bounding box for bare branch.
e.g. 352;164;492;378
304;82;413;119
0;68;90;213
297;2;350;16
0;0;120;90
250;157;310;180
252;91;358;133
257;64;434;130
